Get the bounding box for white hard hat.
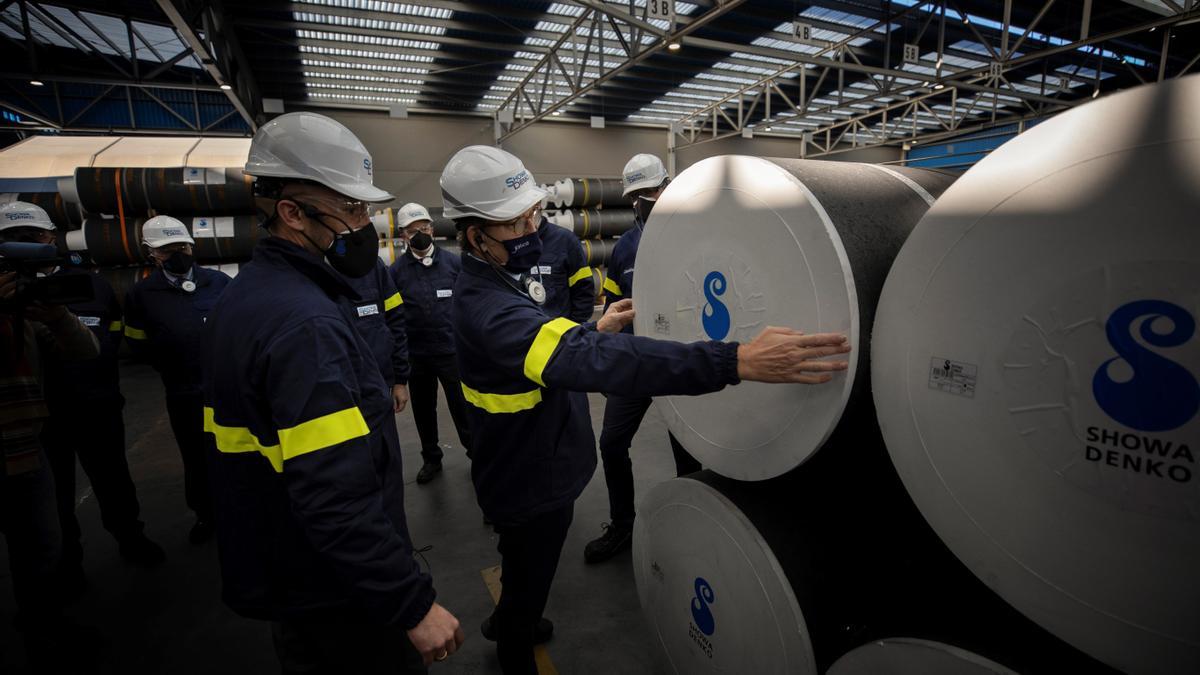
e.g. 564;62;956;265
440;145;548;221
244;111;394;203
142;215;194;248
622;153;668;196
0;201;56;231
396;203;432;228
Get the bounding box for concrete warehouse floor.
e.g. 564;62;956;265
0;360;676;675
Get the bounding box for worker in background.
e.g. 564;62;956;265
585;153;697;564
388;203;472;484
0;203;164;604
0;228;103;671
534;210;594;323
441;145;850;675
203;112;463;672
123;216;231;545
333;252;411;418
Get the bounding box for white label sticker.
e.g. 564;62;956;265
436;289;453;299
192;217;215;238
214;216;234;237
183;167;205;185
78;316;101;327
538;265;553;275
356;304;380;317
928;357;978;398
206;168;224;185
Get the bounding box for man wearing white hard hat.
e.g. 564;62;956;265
0;202;164;599
584;153;700;564
124;215;230;545
202;112;463;672
388;202;473;484
442;145;850;675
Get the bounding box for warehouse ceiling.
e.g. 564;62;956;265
1;1;1199;152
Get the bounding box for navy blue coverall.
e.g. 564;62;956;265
124;265;230;523
534;219;594;323
599;217;700;529
453;252;740;674
390;245;472;465
202;237;433;672
42;268;144;568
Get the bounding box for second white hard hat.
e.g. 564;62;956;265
142;215;195;248
440;145;548;221
244;111;394;203
622;153;668;196
396;203;432;229
0;201;56;232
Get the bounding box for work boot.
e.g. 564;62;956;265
584;522;633;564
416;461;443;484
188;519;214;545
481;614;554;644
118;532;166;567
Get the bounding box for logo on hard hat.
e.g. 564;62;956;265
504;171;530;191
625;171;646;185
5;212;33;221
1093;299;1198;432
363;158;373;176
701;271;730;340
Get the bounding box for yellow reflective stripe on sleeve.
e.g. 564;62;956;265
277;407;370;463
204;406;370;472
384;292;404;311
602;276;622;296
568;266;593;287
108;320;123;332
204;406;284;472
124;325;147;340
461;383;542;414
523;317;578;387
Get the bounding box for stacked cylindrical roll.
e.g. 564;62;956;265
633;76;1200;675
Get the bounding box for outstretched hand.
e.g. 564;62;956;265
736;326;851;384
598;298;635;334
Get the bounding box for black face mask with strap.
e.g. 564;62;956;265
294;202;379;278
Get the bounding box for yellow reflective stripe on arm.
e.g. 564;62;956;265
277;407;370;463
461;383;542;413
108;320;123;332
568;266;593;287
383;292;403;311
523;317;578;387
205;406;284;472
602;276;622;296
124;324;147;340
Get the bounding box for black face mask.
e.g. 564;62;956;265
409;230;433;251
297;203;379;278
634;195;657;224
162;251;194;275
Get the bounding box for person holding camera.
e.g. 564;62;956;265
123;216;231;545
0;201;103;669
0;202;164;601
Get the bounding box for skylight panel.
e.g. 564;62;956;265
296;29;439;49
301;58;428;74
294;0;452;19
292;11;446;35
308;92;416;104
298;45;435;62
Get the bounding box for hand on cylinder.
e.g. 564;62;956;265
407;602;465;666
736;326;851;384
598;298;635;334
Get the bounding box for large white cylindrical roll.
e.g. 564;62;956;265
633;156;952;480
827;639;1019;675
872;75;1200;674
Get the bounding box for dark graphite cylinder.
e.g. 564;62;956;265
547;208;637;239
67;167;255;216
546;177;627;208
72;215;262;266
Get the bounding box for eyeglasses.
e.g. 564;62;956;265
489;205;541;234
403;222;433;237
288;195;369;221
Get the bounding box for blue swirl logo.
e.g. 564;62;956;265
702;271;730;340
690;577;715;636
1093;300;1198;432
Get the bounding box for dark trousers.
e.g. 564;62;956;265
164;392;211;521
494;504;574;675
598;395;701;529
42;399;142;567
408;353;473;464
272;615;426;675
0;451;61;625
